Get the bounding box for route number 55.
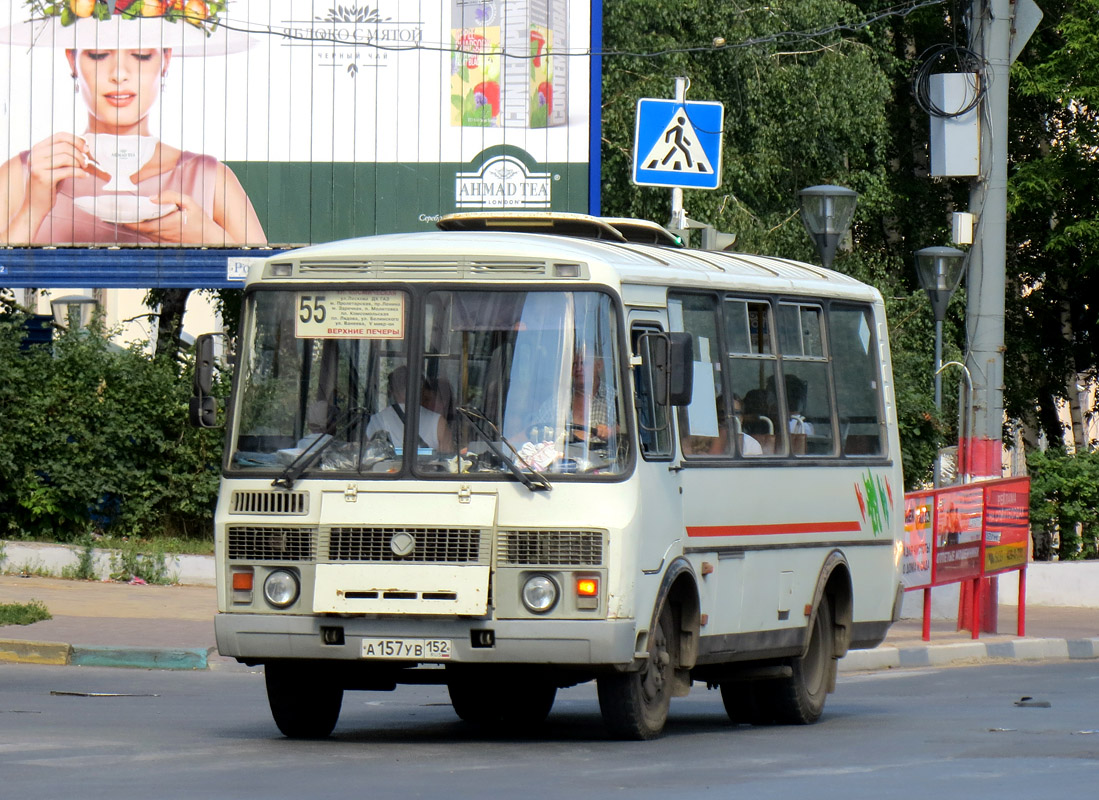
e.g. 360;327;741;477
299;295;327;324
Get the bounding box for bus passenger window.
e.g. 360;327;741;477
725;298;783;456
672;294;731;459
777;303;835;456
831;305;885;456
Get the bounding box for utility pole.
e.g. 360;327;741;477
964;0;1013;482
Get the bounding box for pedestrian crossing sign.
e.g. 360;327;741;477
632;98;724;189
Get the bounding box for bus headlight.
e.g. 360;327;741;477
263;569;300;608
521;575;559;614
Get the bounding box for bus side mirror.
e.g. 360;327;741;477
648;332;693;407
189;333;221;428
667;332;693;406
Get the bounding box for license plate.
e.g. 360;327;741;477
360;638;451;660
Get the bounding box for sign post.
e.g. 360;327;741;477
632;78;724;235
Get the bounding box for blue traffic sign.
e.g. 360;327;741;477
633;98;724;189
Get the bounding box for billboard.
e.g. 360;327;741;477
982;477;1030;574
0;0;598;286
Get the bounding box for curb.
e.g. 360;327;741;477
838;636;1099;673
5;636;1099;673
70;645;210;670
0;638;210;670
0;638;72;666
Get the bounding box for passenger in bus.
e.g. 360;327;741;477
730;395;763;456
366;366;454;452
686;395;761;456
741;389;776;454
784;374;815;435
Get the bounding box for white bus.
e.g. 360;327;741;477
192;213;904;740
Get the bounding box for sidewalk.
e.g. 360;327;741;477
1;573;1097;671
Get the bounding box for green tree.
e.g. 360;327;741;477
0;315;223;542
601;0;954;486
1006;0;1099;451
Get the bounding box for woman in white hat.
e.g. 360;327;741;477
0;1;265;246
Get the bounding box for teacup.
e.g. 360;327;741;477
87;134;159;192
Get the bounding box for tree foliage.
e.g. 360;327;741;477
601;0;960;487
1027;447;1099;559
0;315;224;542
602;0;1099;484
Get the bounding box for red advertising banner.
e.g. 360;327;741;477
933;485;984;584
901;477;1031;590
901;492;933;589
982;477;1030;574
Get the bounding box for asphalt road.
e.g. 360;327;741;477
1;661;1097;799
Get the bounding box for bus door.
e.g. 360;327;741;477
628;313;684;580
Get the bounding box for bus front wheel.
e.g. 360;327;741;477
597;603;675;740
264;662;344;739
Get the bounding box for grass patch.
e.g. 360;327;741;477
109;541;175;585
0;599;52;627
12;560;55;578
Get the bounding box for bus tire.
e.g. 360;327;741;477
447;669;557;731
597;603;675;740
771;598;835;725
719;681;769;725
264;662;343;739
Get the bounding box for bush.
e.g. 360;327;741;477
1027;448;1099;560
0;316;224;543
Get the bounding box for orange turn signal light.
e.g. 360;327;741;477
576;578;599;597
232;571;254;591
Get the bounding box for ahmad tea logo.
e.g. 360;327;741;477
281;3;424;75
455;155;552;209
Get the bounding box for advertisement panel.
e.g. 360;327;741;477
932;485;983;584
0;0;597;286
902;492;933;589
982;477;1030;574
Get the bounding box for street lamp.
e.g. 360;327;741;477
798;184;858;269
914;245;966;411
50;294;98;331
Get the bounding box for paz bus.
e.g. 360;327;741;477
191;213;904;740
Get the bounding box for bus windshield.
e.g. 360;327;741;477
229;288;629;480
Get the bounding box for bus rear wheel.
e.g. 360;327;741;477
720;600;835;726
772;599;835;724
446;668;557;731
597;603;675;740
264;662;343;739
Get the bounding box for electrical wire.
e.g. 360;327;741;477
912;43;987;118
197;0;949;64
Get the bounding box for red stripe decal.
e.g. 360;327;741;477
686;521;863;537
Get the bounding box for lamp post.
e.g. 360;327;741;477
798;185;858;270
50;294;98;331
914;246;966;411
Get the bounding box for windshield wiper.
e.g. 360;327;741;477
456;406;552;492
272;433;336;490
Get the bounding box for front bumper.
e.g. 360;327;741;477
215;612;638;666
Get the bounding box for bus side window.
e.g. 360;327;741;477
725;297;783;457
777;303;836;456
672;294;732;459
632;326;673;459
830;305;886;457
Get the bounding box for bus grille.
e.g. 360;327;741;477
498;530;605;567
326;527;487;564
227;526;316;561
228;490;308;515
